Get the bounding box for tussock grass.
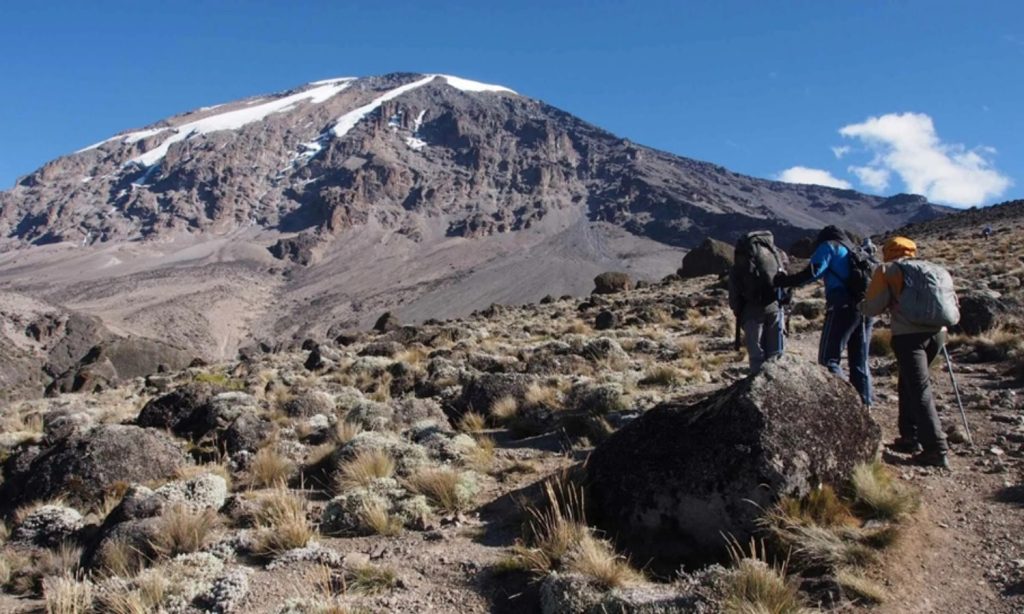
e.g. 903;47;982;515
949;327;1024;362
9;543;84;595
524;382;561;410
677;337;701;357
513;475;589;574
94;591;151;614
457;411;487;433
836;568;887;604
251;488;315;557
97;535;148;578
150;505;219;558
405;468;474;512
639;364;684;387
724;540;807;614
336;449;395;491
359;499;403;537
333;420;364;445
346;563;398;594
567;533;642;589
463;434;496;472
490;396;520;423
776;486;854;528
42;573;93;614
851;461;919;520
249;445;295;489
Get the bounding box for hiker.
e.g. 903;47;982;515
729;230;789;373
863;236;959;468
774;225;873;405
982;224;993;239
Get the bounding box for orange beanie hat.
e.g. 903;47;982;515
883;236;917;262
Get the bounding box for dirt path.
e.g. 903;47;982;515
786;328;1024;614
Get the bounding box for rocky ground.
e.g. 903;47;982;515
0;202;1021;613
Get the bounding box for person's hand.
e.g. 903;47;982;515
773;272;788;288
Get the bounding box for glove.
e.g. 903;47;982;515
773;272;789;288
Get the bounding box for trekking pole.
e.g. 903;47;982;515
942;345;973;446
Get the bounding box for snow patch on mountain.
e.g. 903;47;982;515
330;74;514;140
125;79;354;167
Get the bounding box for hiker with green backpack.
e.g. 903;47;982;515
774;225;876;406
864;236;960;469
728;231;789;373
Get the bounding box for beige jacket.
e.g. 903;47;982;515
862;261;943;336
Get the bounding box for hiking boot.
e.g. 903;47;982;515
889;438;922;454
911;449;950;469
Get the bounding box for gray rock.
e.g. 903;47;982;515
678;238;734;279
593;272;634;295
594;310;618;331
588;354;880;568
2;424;190;509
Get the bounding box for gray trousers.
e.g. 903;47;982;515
743;310;785;373
892;332;948;454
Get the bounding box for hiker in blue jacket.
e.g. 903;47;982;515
774;226;872;406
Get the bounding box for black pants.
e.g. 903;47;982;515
892;332;948;454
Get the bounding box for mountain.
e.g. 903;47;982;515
0;72;948;378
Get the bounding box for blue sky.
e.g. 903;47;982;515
1;0;1021;207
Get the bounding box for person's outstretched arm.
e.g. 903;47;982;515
775;242;833;289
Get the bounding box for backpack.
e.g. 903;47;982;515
836;239;878;301
895;260;960;328
734;231;784;307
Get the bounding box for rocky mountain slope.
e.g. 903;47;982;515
0;202;1021;613
0;73;950;390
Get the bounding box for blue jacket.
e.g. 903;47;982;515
808;241;853;303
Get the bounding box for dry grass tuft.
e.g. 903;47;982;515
724;540;807;614
346;563;398;594
639;364;684;387
150;505;219;559
463;434;496;472
567;533;642;589
336;449;396;491
333;420;364;445
250;488;316;557
677;337;701;357
42;573;93;614
405;468;474;512
457;411;487;433
836;568;887;604
524;382;561;410
249;445;295;489
851;461;919;520
513;475;588;574
359;499;403;537
97;535;148;578
490;396;520;423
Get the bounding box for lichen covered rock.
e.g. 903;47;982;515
588;354;880;568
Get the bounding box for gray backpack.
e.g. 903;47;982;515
896;260;960;328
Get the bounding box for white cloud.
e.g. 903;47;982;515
831;145;851;159
848;165;891;191
839;112;1011;208
777;166;852;189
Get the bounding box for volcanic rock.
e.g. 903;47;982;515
587;354;880;568
678;238;734;279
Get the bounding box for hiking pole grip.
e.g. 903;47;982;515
942;345;973;446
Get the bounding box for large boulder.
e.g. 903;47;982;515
592;272;634;295
47;337;193;395
953;291;1008;336
137;383;221;435
678;238;734;279
2;424;190;509
587;354;880;568
454;373;536;418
